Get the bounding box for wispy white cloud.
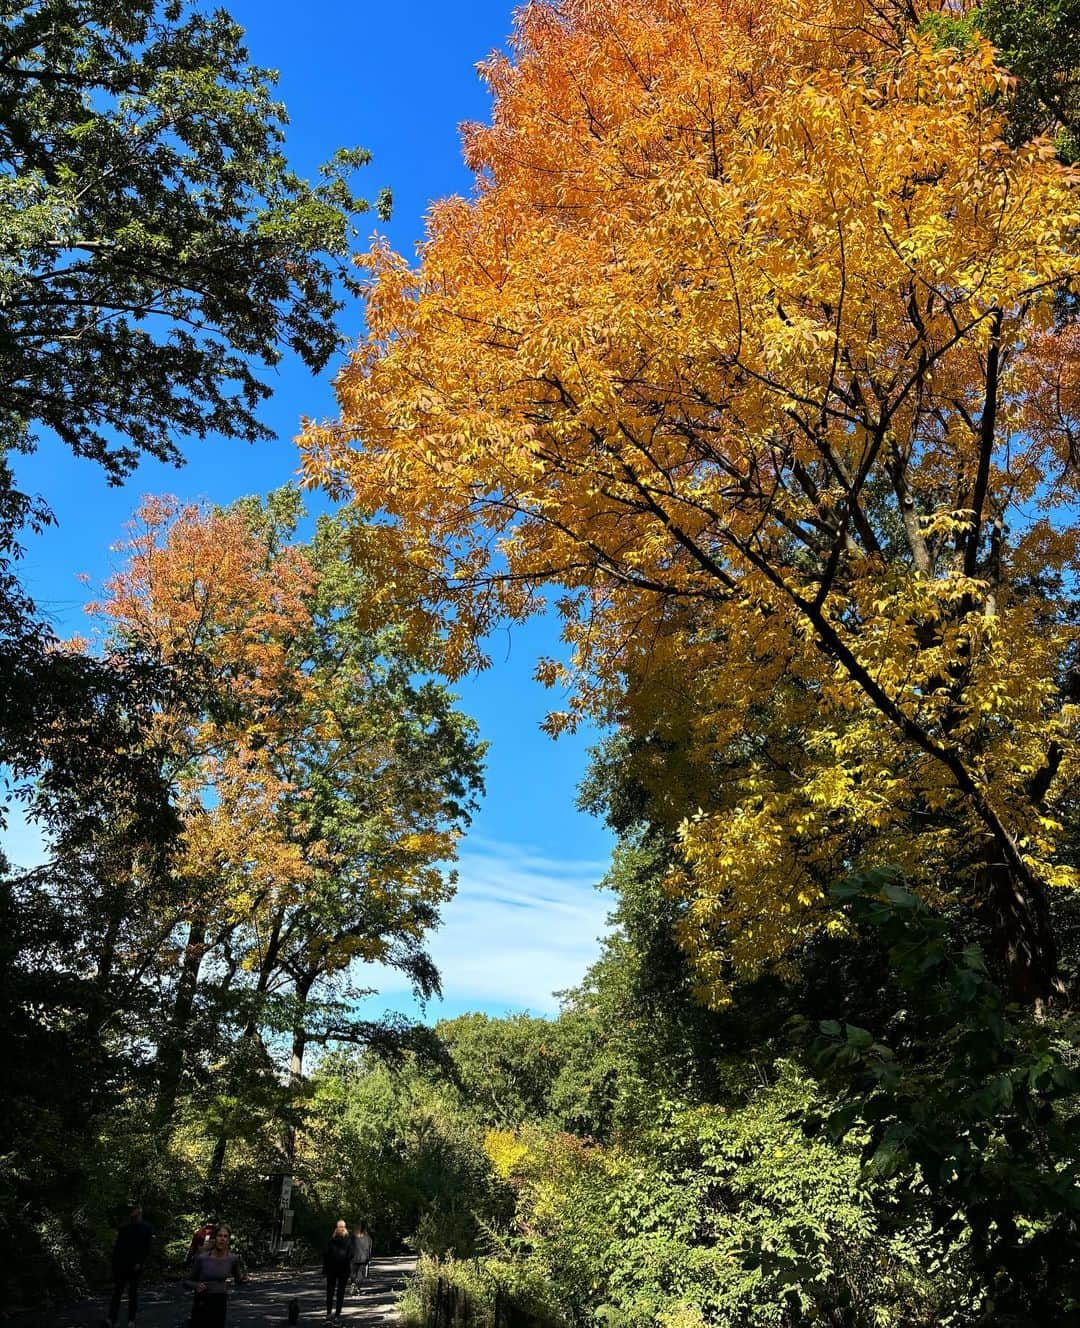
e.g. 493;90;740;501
366;835;615;1016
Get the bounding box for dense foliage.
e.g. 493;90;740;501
0;0;422;1305
308;818;1080;1325
0;491;483;1305
6;0;1080;1324
0;0;388;478
295;4;1080;1305
304;0;1080;1007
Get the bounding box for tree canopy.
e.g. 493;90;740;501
303;0;1080;1002
0;0;389;480
6;0;1080;1320
0;490;485;1297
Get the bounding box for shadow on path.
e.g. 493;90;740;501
10;1258;417;1328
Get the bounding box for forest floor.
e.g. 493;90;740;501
14;1258;418;1328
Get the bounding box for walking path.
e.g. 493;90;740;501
13;1258;417;1328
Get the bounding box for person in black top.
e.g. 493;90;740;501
105;1204;153;1328
322;1220;354;1322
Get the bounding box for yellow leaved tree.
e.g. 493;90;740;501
303;0;1080;1002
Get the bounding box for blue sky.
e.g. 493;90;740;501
4;0;615;1020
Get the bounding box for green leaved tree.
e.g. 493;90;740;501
0;0;388;479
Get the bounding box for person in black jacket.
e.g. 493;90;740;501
322;1220;354;1322
105;1204;153;1328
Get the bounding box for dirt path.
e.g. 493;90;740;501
13;1258;418;1328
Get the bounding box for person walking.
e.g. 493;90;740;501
349;1223;372;1292
323;1220;353;1322
105;1203;153;1328
184;1223;245;1328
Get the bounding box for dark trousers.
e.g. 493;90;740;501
109;1268;140;1323
326;1272;348;1316
190;1292;227;1328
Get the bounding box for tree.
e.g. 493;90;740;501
305;1050;509;1258
90;492;485;1192
0;0;389;480
438;1013;569;1130
814;871;1080;1321
976;0;1080;154
302;0;1080;1002
0;634;193;1304
0;0;393;1044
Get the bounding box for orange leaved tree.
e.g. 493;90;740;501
302;0;1080;1002
91;492;484;1150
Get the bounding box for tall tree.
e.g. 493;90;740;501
302;0;1080;1002
0;0;392;950
91;492;485;1180
0;630;194;1301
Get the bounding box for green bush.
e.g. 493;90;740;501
482;1068;939;1328
400;1253;565;1328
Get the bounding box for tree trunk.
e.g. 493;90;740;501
977;846;1062;1005
285;971;316;1169
204;908;286;1200
87;887;126;1042
204;1132;228;1209
289;1022;307;1092
153;917;206;1129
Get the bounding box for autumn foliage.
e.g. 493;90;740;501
303;0;1080;1001
94;496;320;915
90;495;483;1121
